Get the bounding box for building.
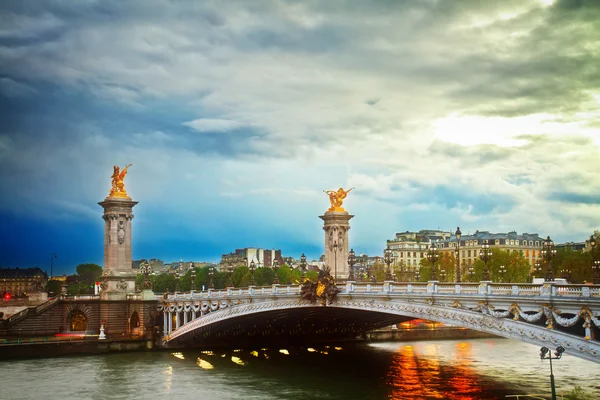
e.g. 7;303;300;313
220;248;284;268
0;267;48;297
437;230;545;267
555;242;586;251
386;230;452;269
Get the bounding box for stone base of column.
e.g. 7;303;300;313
320;211;354;280
100;272;136;300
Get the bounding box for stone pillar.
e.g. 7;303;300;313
319;211;353;280
98;197;138;301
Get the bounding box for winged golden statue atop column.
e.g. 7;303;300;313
109;164;132;198
323;187;354;212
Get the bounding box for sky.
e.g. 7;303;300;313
1;0;599;276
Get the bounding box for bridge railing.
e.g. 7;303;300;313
162;282;599;301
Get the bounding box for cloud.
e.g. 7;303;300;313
0;0;599;266
183;118;245;133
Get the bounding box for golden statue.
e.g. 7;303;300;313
109;164;132;198
324;187;354;212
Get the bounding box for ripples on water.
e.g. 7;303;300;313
2;339;599;400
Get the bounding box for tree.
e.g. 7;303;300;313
76;263;103;290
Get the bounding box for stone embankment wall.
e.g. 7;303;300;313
365;327;497;341
0;339;155;360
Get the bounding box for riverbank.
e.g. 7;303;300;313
0;337;156;360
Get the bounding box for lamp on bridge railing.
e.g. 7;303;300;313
468;265;474;282
426;242;439;281
227;264;234;287
440;268;446;282
249;260;256;285
383;248;394;281
591;235;599;284
479;240;492;281
540;345;564;400
348;249;357;281
272;259;280;284
455;227;462;283
208;266;215;289
541;236;557;282
499;265;506;283
300;253;307;281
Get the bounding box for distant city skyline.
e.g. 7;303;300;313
1;1;599;276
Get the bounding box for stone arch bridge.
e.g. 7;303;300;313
160;281;600;363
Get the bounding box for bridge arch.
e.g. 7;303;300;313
161;282;600;363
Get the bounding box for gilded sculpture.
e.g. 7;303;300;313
109;164;132;198
324;187;354;212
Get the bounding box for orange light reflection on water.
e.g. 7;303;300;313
386;342;483;400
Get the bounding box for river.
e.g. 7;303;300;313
2;338;598;399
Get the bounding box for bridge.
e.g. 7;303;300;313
160;280;600;363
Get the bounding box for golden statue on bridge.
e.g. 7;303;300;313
109;164;132;198
324;187;354;212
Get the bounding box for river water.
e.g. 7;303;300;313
2;338;598;400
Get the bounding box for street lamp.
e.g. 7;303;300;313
175;271;180;292
208;266;215;289
440;269;446;282
499;265;506;283
535;260;543;280
383;248;394;281
249;260;256;285
540;346;565;400
415;268;421;282
50;253;57;279
541;236;557;282
299;253;307;281
479;240;492;281
455;227;462;283
468;265;474;281
332;241;339;281
591;235;599;284
191;266;196;291
272;259;280;284
348;249;357;281
426;242;440;281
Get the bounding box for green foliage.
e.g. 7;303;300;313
552;248;592;284
46;280;62;296
153;273;176;293
75;263;103;287
564;386;595;400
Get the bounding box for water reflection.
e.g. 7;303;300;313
2;339;599;400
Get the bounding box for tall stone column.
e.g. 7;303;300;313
319;212;353;281
98;197;138;300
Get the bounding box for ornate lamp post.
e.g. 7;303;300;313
348;249;357;281
272;259;280;284
426;242;439;281
541;236;557;282
190;264;196;291
141;259;152;290
208;266;214;289
299;253;307;281
479;240;492;281
249;260;256;285
499;265;506;283
383;248;394;281
455;227;462;283
591;235;599;284
227;264;234;287
540;346;565;400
